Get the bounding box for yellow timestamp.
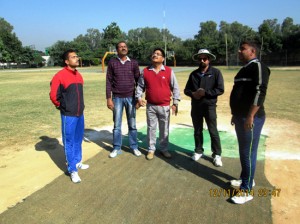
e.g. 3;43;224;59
256;188;281;197
209;188;281;197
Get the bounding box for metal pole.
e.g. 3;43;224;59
163;10;167;66
260;36;264;61
225;33;228;67
164;36;167;66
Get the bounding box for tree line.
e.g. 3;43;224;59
1;17;300;68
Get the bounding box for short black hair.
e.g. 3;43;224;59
240;40;260;56
152;47;165;58
116;41;127;50
61;49;76;66
62;49;76;61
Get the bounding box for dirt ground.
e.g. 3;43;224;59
0;99;299;223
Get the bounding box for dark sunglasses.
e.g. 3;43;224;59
199;57;208;62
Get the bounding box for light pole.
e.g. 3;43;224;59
260;36;264;61
225;33;228;68
220;24;228;68
163;9;167;66
0;53;3;69
164;35;167;66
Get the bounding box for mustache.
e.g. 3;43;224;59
199;62;207;68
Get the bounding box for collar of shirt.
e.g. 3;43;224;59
244;58;259;67
197;66;211;76
117;56;131;65
148;64;166;72
65;66;78;74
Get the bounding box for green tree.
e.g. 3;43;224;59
74;28;103;52
19;47;34;65
281;17;299;38
43;17;300;66
258;19;282;54
140;27;163;42
72;41;94;66
102;22;124;50
194;21;219;52
0;38;11;63
178;38;197;65
230;22;256;65
281;17;300;65
0;17;23;64
48;41;74;66
73;29;104;66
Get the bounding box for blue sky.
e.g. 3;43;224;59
1;0;300;51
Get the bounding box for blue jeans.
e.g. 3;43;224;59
61;114;84;173
233;115;265;191
113;97;137;150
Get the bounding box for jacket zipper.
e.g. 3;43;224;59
75;72;80;116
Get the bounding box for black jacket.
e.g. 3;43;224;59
184;66;224;106
230;59;270;117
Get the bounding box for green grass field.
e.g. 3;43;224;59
0;66;299;151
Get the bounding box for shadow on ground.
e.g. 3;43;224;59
35;136;66;173
0;128;273;224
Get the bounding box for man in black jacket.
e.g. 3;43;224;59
230;41;270;204
184;49;224;167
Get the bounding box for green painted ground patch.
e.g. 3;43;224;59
135;126;266;160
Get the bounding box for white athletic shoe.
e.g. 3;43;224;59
213;155;223;167
192;153;203;161
230;179;255;187
109;149;122;158
76;163;89;170
70;172;81;183
133;149;142;157
231;193;253;204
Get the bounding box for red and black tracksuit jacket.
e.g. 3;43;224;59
50;67;84;116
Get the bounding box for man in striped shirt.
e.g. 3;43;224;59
230;41;270;204
106;41;141;158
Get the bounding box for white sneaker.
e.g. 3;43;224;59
133;149;142;157
109;149;122;158
70;172;81;183
76;163;89;170
230;179;255;187
192;153;202;161
231;193;253;204
213;155;223;167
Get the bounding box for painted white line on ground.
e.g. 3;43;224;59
265;151;300;160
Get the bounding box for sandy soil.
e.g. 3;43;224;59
0;99;299;223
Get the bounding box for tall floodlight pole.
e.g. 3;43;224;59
163;9;167;66
225;33;228;67
220;24;228;68
0;53;2;69
260;36;264;61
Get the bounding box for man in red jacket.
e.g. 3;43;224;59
135;48;180;160
50;49;89;184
